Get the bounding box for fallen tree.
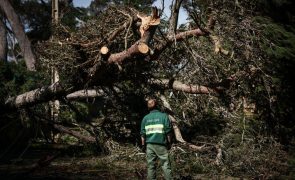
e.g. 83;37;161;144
1;0;292;178
4;2;231;149
5;78;229;109
5;2;231;107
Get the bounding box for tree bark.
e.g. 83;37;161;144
159;95;186;143
50;0;60;127
152;28;207;60
103;9;158;64
5;82;65;109
149;78;219;95
38;118;96;143
4;87;107;109
168;0;183;37
66;89;105;100
0;0;36;70
4;74;228;109
0;14;7;62
52;123;96;143
105;27;207;64
107;41;142;64
5;77;224;109
159;94;205;151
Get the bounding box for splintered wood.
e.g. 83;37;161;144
137;7;160;37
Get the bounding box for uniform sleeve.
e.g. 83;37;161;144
164;113;172;134
140;117;146;137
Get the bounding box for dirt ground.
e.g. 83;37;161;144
0;156;147;180
0;144;242;180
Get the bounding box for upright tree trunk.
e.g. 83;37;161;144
51;0;60;122
0;14;7;62
167;0;183;38
0;0;36;70
50;0;60;142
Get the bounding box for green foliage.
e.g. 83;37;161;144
186;110;227;139
252;16;295;142
60;134;79;145
224;137;288;178
288;153;295;178
12;0;52;41
0;61;49;159
171;152;205;175
256;17;295;60
87;0;155;17
0;61;48;103
257;0;295;24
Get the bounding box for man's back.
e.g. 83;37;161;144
141;110;171;145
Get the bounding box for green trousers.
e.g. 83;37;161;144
146;143;172;180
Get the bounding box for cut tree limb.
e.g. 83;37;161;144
90;10;210;70
103;11;208;65
107;42;141;64
100;46;109;55
105;8;160;64
138;42;149;54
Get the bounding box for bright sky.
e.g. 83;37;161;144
152;0;188;25
72;0;188;25
73;0;92;8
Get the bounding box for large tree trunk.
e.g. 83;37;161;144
167;0;183;37
5;76;229;109
0;14;7;62
50;0;60;124
5;82;65;109
0;0;36;70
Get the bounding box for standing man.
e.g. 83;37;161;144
141;99;172;180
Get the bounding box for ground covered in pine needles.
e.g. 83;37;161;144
0;142;231;179
0;139;293;179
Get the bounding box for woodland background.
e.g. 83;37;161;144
0;0;295;179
